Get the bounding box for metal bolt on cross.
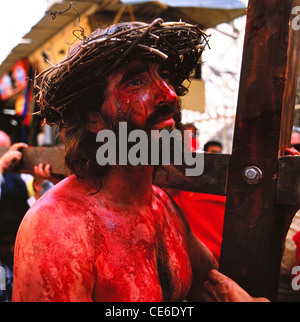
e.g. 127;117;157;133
243;166;263;185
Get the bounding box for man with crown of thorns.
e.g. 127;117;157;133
12;19;269;302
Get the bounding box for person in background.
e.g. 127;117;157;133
0;131;28;302
27;163;63;208
0;132;60;301
204;140;223;154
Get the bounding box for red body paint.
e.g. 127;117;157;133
13;176;192;302
93;61;178;133
12;60;215;302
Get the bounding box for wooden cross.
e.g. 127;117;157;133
1;0;299;301
218;0;300;301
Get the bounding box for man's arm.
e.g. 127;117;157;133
186;232;270;302
0;143;28;174
12;201;96;302
203;270;270;302
0;143;27;199
185;232;218;301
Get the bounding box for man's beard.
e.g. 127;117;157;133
101;101;183;132
99;102;184;166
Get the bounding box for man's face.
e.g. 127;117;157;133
100;59;180;131
206;145;222;154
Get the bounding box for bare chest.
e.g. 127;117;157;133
92;208;192;302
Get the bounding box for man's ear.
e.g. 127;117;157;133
86;112;105;133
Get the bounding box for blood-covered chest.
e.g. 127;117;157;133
93;209;192;302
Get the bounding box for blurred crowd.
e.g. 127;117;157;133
0;130;60;301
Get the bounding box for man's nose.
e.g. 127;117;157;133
153;79;178;107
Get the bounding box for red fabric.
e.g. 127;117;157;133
191;136;199;152
173;191;226;262
293;231;300;266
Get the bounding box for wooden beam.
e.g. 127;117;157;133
154;153;230;196
0;146;66;176
20;146;66;176
219;0;300;301
0;146;230;194
2;146;300;207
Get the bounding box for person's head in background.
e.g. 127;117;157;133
204;140;223;154
291;127;300;152
0;131;11;147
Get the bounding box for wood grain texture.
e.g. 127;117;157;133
219;0;300;301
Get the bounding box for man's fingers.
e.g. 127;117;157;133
8;151;23;166
12;151;22;160
204;269;239;302
203;280;214;296
0;150;23;171
5;150;22;162
204;269;264;302
34;163;52;178
207;269;227;285
44;164;51;176
285;147;300;156
9;142;28;151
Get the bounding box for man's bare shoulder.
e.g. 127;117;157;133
13;176;99;302
29;175;101;216
17;175;107;246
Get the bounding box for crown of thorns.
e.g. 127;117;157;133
34;18;210;124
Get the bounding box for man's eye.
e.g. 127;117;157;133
160;71;171;82
127;79;143;87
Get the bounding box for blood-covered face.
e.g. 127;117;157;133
100;59;181;131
